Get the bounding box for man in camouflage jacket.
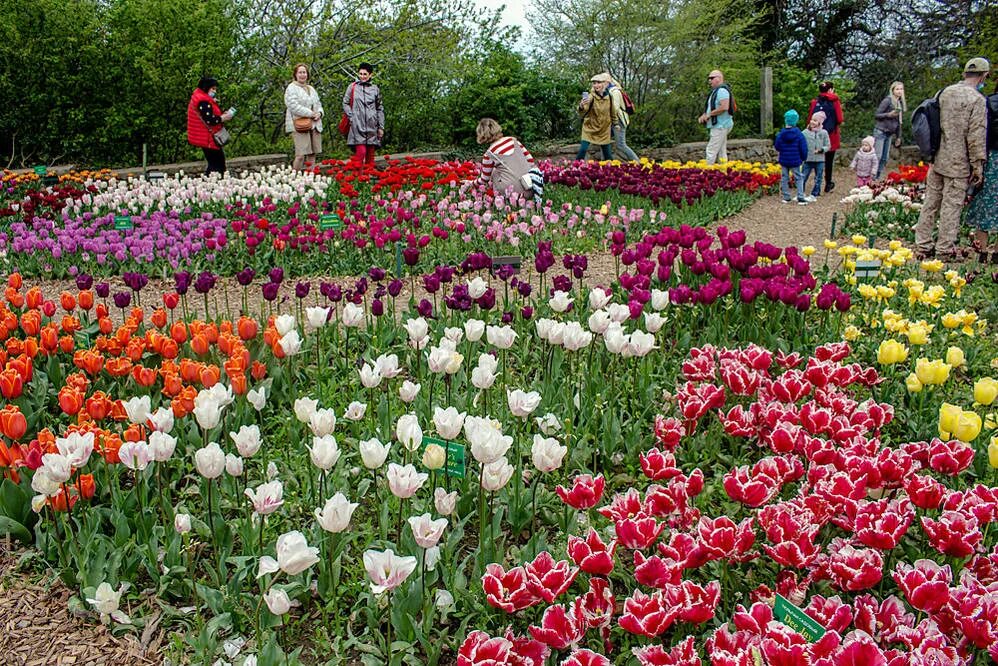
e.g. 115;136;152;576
914;57;989;260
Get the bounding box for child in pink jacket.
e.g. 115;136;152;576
850;136;879;187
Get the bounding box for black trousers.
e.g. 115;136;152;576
203;148;226;175
824;150;836;188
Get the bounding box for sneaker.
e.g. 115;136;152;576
825;182;836;193
804;195;816;203
781;198;791;204
519;174;533;190
797;199;809;206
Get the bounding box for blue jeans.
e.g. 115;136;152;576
874;129;893;179
781;165;805;201
801;161;824;197
576;140;612;161
610;124;639;161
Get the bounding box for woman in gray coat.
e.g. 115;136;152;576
873;81;906;179
342;63;385;165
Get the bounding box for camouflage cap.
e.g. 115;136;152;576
964;57;990;74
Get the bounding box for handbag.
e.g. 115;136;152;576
199;110;230;147
294;116;313;133
338;83;357;136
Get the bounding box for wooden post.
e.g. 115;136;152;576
761;66;773;136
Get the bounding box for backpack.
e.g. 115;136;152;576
708;84;737;124
911;91;942;161
812;96;838;133
607;83;636;115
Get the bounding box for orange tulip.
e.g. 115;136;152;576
151;308;167;329
131;365;158;387
19;310;41;336
171;385;197;418
60;315;80;334
98;317;113;334
159;338;179;360
58;386;84;415
60;292;76;312
170;322;188;344
76;473;96;500
129;306;143;323
25;287;43;311
4;337;22;357
162;292;180;310
0;369;22;399
48;488;79;513
179;358;200;383
123;423;143;442
98;433;122;464
7;354;32;382
105;357;132;377
125;338;146;362
59;335;75;353
36;428;56;453
251;360;267;381
40;325;59;354
263;326;278;348
95;303;109;319
85;392;113;421
161;372;183;397
230;372;247;395
199;364;220;387
110;400;128;422
22;338;38;359
190;334;210;356
77;290;94;311
7;273;22;290
5;287;24;309
0;405;28;440
217;333;236;357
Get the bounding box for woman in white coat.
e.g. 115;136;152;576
285;63;324;170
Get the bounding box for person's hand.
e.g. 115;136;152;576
970;169;984;187
312;113;321;121
221;111;234;122
890;111;900;118
377;129;384;138
698;113;708;124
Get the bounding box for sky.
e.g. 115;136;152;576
476;0;531;47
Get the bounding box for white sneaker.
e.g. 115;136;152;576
804;195;816;203
797;199;809;206
781;199;791;204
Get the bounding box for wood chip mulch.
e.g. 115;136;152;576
0;546;162;666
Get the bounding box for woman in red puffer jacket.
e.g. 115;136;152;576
807;81;845;193
187;77;234;175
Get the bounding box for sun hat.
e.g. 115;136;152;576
590;73;612;83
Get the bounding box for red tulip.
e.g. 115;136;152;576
720;404;756;437
524;551;578;603
528;599;586;650
695;515;755;561
921;510;982;558
482;564;541;613
723;466;780;507
829;541;883;591
634;551;683;588
567;529;616;576
556;474;605;510
676;580;721;624
631;636;701;666
804;595;853;634
892;559;951;612
578;577;614;630
904;474;946;510
771;369;812;403
559;649;609;666
926;437;975;476
618;589;678;637
640;447;681;481
615;514;665;550
854;497;914;550
652;415;685;450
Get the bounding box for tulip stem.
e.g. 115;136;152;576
396;497;403;546
386;590;394;664
530;475;539;533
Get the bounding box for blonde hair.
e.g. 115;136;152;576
476;118;503;145
889;81;907;111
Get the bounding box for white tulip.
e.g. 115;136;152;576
305;306;330;330
375;353;402;379
628;330;657;357
294;397;319;423
644;311;667;333
466;276;488;299
278;330;302;356
257;530;320;577
651;289;670;310
399;380;421;403
466;416;512;464
481;457;514;491
359;363;382;389
245;480;284;515
427;346;463;375
562;321;593;351
434;487;458;516
263;587;292;615
193;400;222;430
342;302;364;328
425;545;441;571
549;290;573;313
225;453;244;477
86;582;131;624
396;413;423;452
344;401;367;421
359;438;390;469
535;412;562;435
194;442;225;479
507;389;542;418
588;309;611;335
31;469;61;497
531;434;567;473
472;366;497;390
464;319;485;342
403;317;428;342
122;396;151;425
149;431;178;462
433;406;466;440
315;493;358;533
55;431;94;468
588;287;612;310
174;513;192;534
408;513;448;548
607;303;631;323
274;314;297;336
486;325;517;349
308;407;337;437
604;323;628;354
309;435;341;471
435;588;455;609
247;386;267;411
230;424;262;458
535;318;555;342
147;407;175;433
40;453;72;483
444;327;464;344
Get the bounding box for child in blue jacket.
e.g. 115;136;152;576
774;109;810;205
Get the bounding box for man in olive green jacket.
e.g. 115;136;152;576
914;57;989;260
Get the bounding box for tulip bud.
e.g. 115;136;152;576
174;513;192;534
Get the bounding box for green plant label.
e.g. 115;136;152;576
774;594;826;641
319;213;342;231
421;436;465;478
854;259;881;280
114;215;133;231
33;165;47;175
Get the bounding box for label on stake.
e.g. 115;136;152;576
854;259;881;279
33;165;47;176
114;215;133;231
319;213;342;231
774;594;826;641
421;436;465;478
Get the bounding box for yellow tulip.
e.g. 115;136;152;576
906;324;930;345
877;339;909;365
941;313;962;329
921;259;944;273
843;325;862;341
851;234;868;246
989;437;998;468
906;373;923;393
945;346;966;369
938;402;962;435
974;377;998;406
802;246;816;257
915;358;952;385
953;411;983;443
823;240;838;249
888;240;903;250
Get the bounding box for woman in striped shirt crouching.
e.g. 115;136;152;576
472;118;544;200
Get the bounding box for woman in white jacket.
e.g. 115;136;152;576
284;63;324;170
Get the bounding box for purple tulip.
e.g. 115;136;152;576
403;247;420;266
423;274;441;294
75;273;93;290
262;282;279;302
368;267;386;282
269;267;284;284
387;279;403;297
416;298;433;317
113;291;131;309
95;282;110;298
327;284;343;302
476;288;496;310
295;281;310;299
520;306;533;320
517;281;532;298
174;271;192;295
372;299;384;317
194;271;217;294
236;268;256;286
501;310;513;324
